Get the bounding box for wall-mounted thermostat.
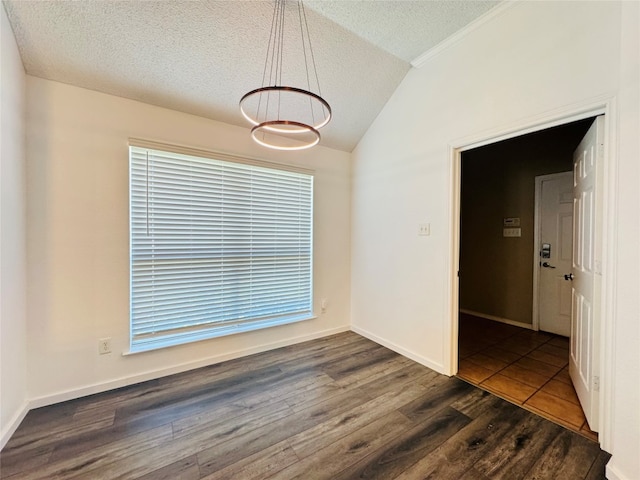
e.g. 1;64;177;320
503;217;521;227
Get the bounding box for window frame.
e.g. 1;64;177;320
128;140;316;353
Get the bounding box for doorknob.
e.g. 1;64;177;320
564;273;574;281
541;262;556;269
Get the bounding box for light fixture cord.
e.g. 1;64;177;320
298;1;315;127
257;0;281;124
301;1;327;121
278;0;285;87
265;0;286;126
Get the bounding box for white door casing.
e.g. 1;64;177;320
450;98;615;450
535;172;573;336
570;115;604;431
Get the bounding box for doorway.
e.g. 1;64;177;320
458;313;594;437
456;117;598;438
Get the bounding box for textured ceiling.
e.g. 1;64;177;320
306;1;498;63
3;0;500;152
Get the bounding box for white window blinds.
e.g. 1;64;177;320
129;145;314;352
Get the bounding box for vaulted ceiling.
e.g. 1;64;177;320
3;0;500;152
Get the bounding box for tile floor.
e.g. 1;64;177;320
457;313;598;441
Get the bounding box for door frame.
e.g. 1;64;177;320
447;95;617;449
532;171;574;333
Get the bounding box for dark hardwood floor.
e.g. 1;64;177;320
1;332;609;479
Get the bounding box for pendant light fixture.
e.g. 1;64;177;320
240;0;332;151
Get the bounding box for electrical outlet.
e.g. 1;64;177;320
98;338;112;355
418;223;430;236
321;298;328;314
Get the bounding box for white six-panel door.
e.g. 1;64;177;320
570;115;604;431
537;172;574;337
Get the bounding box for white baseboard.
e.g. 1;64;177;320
459;309;535;330
350;325;445;375
26;325;350;410
1;399;29;450
606;461;631;480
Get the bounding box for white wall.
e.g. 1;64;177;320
25;77;351;404
607;2;640;479
352;1;638;479
0;5;28;446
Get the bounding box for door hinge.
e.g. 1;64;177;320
593;375;600;392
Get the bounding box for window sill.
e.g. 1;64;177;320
123;314;317;356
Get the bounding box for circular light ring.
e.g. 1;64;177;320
251;121;320;151
240;86;332;133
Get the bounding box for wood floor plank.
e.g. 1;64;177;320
48;370;292;463
473;412;563;479
70;379;163;419
275;338;383;375
0;447;52;478
459;467;494;480
5;424;173;480
74;402;297;480
1;413;115;468
134;454;200;480
321;345;399;381
284;361;436;414
51;372;330;470
267;411;413;480
47;407;183;463
0;332;608;480
333;354;414;388
393;401;528;480
522;429;603;480
172;398;293;442
584;450;611;480
450;384;504;419
239;372;336;410
199;442;299;480
357;362;440;398
81;365;325;457
398;376;474;423
288;383;431;460
196;388;370;477
5;402;78;440
173;371;336;438
112;365;286;424
254;331;367;370
141;333;363;399
282;380;346;411
332;406;471;479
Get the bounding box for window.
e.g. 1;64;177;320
129;143;314;352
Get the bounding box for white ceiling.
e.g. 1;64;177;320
3;0;500;152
